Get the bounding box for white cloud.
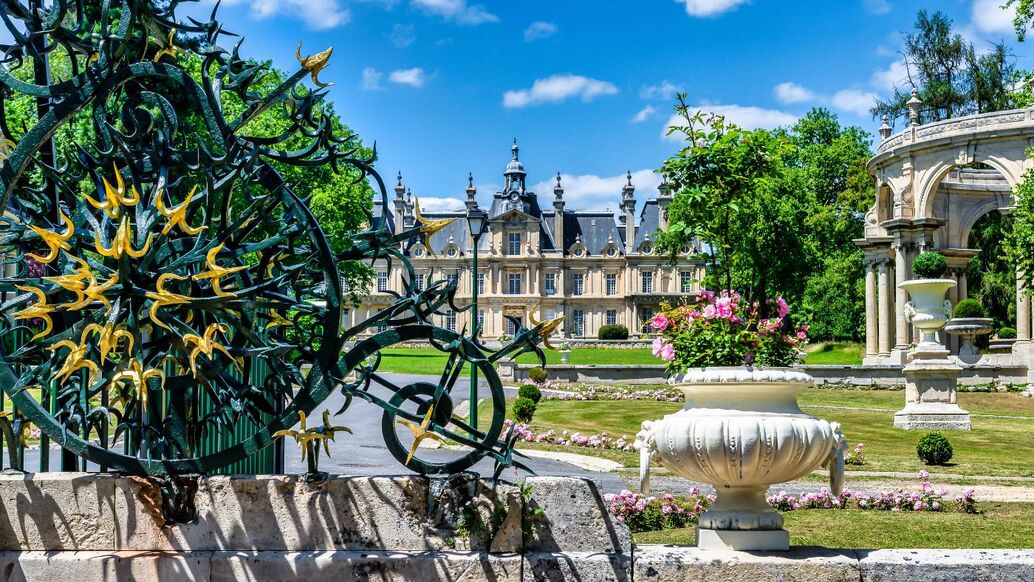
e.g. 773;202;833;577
531;170;663;211
971;0;1016;34
411;0;498;25
632;105;657;123
218;0;350;29
662;105;797;139
361;67;383;90
871;59;910;91
639;81;684;101
390;23;416;47
862;0;891;15
831;89;879;116
415;196;466;211
389;67;427;87
503;74;618;109
773;81;816;104
524;21;557;42
676;0;750;17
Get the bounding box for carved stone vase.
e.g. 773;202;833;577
899;279;956;351
634;367;846;551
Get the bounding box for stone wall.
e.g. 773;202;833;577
2;473;1033;581
503;362;1031;388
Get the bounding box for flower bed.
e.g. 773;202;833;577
605;473;980;534
537;381;682;403
503;419;636;452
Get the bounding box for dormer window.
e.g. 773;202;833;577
508;232;522;255
446;247;458;257
412;246;425;258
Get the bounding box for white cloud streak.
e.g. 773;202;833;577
662;105;797;139
389;67;427;87
218;0;350;29
773;81;815;104
831;89;879;116
640;80;684;101
862;0;891;15
676;0;750;17
361;67;383;90
531;170;663;211
524;21;558;42
971;0;1016;34
390;23;416;48
503;74;618;109
411;0;498;25
632;105;657;123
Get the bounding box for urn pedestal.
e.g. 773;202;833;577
944;317;993;363
634;368;845;551
895;279;971;431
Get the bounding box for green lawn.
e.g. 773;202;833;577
634;502;1034;548
376;347;658;374
504;389;1034;477
802;343;865;365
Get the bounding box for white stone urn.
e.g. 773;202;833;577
634;367;846;551
559;350;571;364
944;317;993;358
899;279;956;350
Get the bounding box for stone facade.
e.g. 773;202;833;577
859;106;1034;375
347;141;705;339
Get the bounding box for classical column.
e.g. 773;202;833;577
1018;269;1032;342
893;242;911;353
878;260;892;356
865;260;878;358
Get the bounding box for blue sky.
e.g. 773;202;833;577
180;0;1034;213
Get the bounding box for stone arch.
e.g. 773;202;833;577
958;197;1014;249
918;156;1018;221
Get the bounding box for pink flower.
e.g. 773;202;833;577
776;296;789;318
715;297;734;318
660;344;676;362
651;314;671;331
918;470;929;479
702;304;717;319
651;337;665;357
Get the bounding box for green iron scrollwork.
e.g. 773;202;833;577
0;0;560;484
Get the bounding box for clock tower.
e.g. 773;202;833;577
503;138;527;210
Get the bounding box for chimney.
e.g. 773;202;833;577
393;171;406;235
553;172;565;255
621;171;636;252
657;172;672;231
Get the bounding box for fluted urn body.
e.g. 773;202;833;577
634;367;845;551
899;279;956;350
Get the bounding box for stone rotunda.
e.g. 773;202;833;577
857;96;1034;376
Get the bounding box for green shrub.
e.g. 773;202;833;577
999;327;1018;339
512;397;536;423
598;324;629;340
916;432;953;465
953;299;985;319
518;383;542;403
527;366;548;384
911;251;947;278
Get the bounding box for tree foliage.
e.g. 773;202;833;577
872;10;1021;126
659;103;872;338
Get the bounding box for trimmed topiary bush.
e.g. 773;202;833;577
916;432;953;465
598;324;630;340
953;298;985;319
527;366;548;384
518;383;542;403
512;397;536;423
999;327;1018;339
911;251;947;279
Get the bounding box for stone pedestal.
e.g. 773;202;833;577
696;528;790;552
895;347;971;430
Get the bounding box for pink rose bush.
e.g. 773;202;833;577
844;442;866;466
607;473;980;534
650;289;808;371
537;381;683;403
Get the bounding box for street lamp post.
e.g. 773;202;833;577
466;204;488;430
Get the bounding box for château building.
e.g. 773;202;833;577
349;141;704;339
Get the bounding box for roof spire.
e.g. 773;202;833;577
394;171;405;199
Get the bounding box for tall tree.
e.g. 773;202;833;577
872;10;1017;126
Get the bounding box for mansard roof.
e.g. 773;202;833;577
559;211;623;256
633;199;660;250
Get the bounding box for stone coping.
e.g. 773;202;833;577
0;473;629;555
2;547;1032;581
